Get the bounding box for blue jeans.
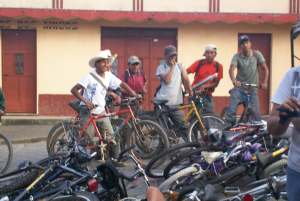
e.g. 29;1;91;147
154;104;189;142
287;166;300;201
225;87;261;123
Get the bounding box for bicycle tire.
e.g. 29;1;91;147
158;166;198;192
145;142;203;178
49;126;93;156
126;120;169;168
0;133;13;174
164;146;222;179
261;159;287;179
38;191;99;201
207;165;247;186
46;122;83;155
0;169;40;195
187;113;226;142
220;107;228;119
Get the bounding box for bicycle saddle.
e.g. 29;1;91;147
201;151;223;164
268;175;287;200
222;130;246;142
256;152;273;168
151;100;169;105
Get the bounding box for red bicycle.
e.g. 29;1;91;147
48;97;169;168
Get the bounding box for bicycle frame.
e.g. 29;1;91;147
155;94;207;135
78;98;140;149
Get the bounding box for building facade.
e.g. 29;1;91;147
0;0;299;116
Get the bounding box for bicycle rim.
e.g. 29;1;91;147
0;133;13;174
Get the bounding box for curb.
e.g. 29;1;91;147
11;137;47;144
2;119;69;125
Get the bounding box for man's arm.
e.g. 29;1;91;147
120;82;137;97
159;64;175;84
260;62;269;90
229;65;241;87
181;67;193;96
186;69;192;74
71;84;95;110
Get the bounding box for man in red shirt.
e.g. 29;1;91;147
186;44;223;114
119;56;148;118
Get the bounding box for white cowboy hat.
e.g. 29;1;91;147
89;50;111;68
109;54;118;66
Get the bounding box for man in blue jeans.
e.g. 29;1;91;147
154;45;193;142
267;66;300;201
225;35;269;126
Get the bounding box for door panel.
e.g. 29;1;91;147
101;28;177;112
2;30;37;113
238;33;271;115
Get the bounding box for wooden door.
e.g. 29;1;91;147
2;30;37;113
101;27;178;112
237;33;271;115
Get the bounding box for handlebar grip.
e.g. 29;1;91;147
117;144;135;162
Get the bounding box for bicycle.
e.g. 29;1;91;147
220;83;262;125
221;175;287;201
48;97;169;168
0;132;13;174
158;143;289;196
148;73;225;146
0;127;99;201
95;144;151;201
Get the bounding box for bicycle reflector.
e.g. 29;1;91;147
88;179;98;192
243;194;253;201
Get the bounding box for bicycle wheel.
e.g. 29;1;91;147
111;118;132;151
238;108;256;124
158;166;199;192
261;159;287;179
206;165;247;187
0;169;40;196
187;113;226;142
38;191;99;201
49;126;93;156
126;120;169;168
220;107;228;119
46;121;83;154
164;146;222;179
0;133;13;174
145;142;203;178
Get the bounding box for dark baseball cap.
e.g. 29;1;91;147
164;45;177;57
238;35;250;45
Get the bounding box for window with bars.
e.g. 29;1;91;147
15;53;24;75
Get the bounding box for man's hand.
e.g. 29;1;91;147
262;83;268;90
189;91;194;97
234;81;242;88
108;92;117;100
142;86;147;93
280;96;300;116
84;100;96;110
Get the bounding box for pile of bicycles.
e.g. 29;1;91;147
144;117;289;201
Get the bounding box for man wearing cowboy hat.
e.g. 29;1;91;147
71;50;137;167
186;44;223;114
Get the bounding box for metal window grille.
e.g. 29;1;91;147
15;53;24;75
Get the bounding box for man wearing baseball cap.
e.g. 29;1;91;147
225;35;269;126
186;44;223;114
119;55;148;118
154;45;193;142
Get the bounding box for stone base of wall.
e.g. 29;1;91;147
38;94;231;116
38;94;77;116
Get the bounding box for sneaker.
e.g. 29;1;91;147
111;160;127;167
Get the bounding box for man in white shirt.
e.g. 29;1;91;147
71;50;137;167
